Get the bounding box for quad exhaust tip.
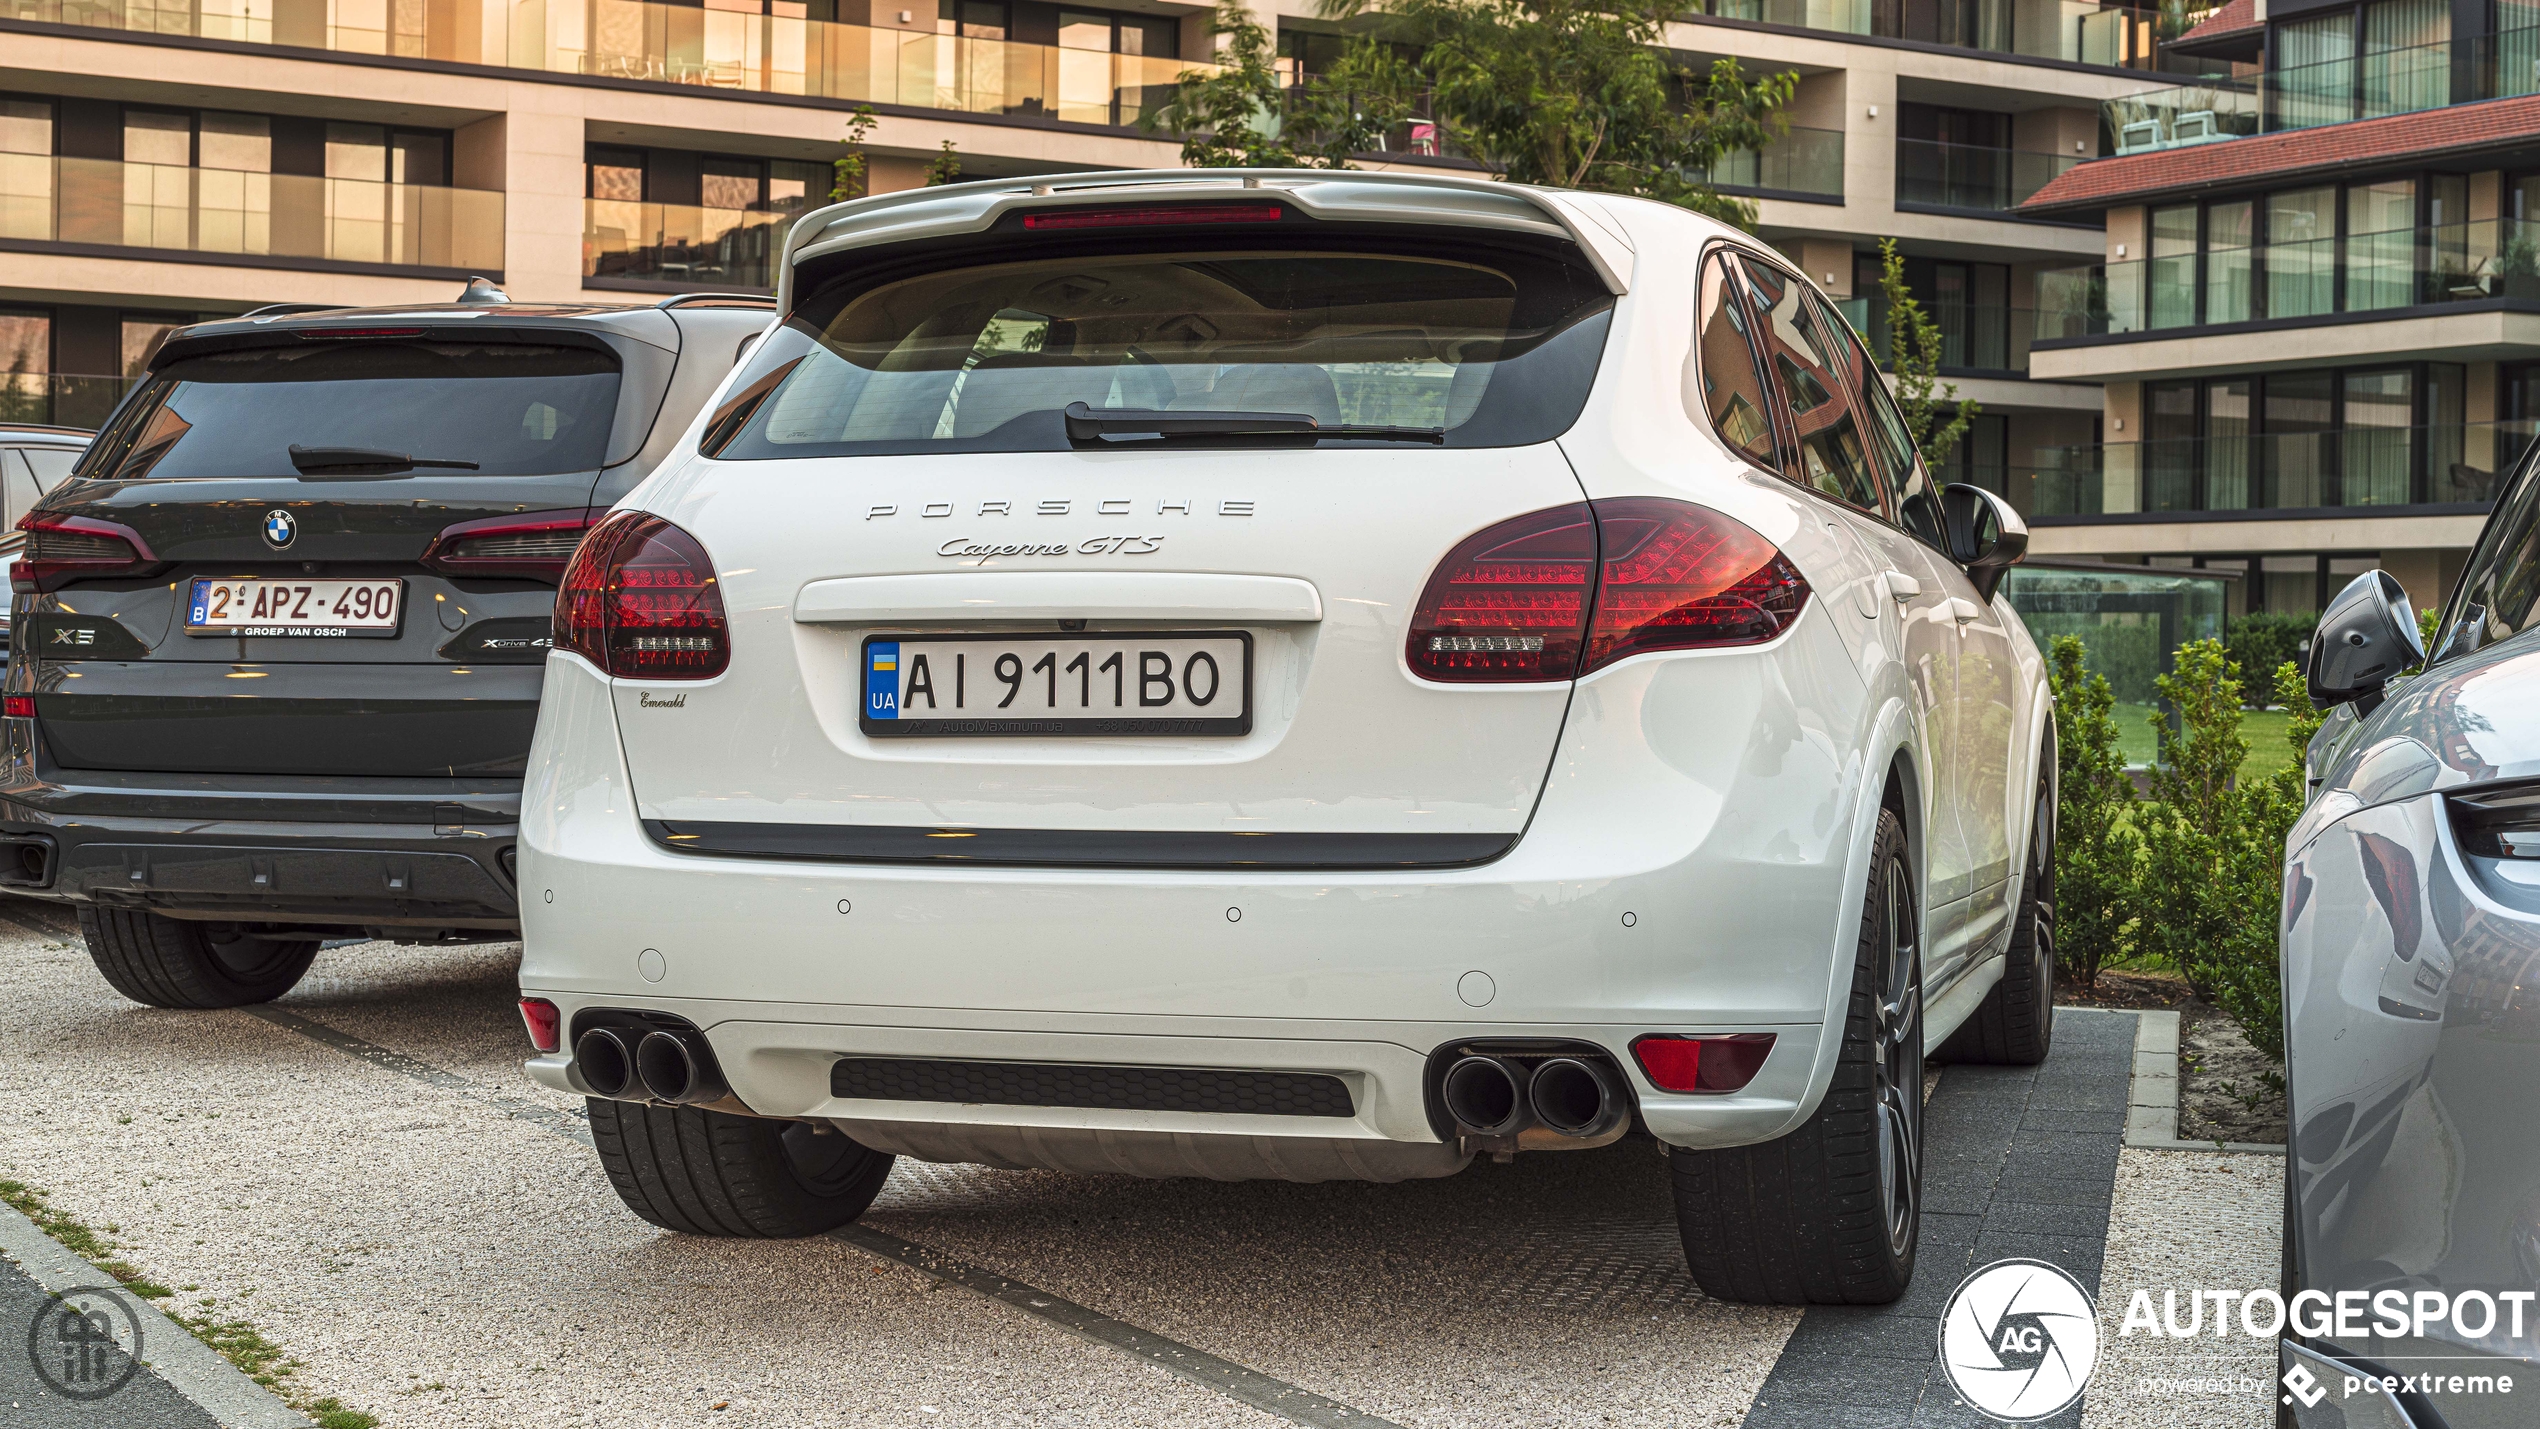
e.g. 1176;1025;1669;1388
635;1028;728;1105
1527;1057;1625;1139
573;1027;636;1099
1441;1055;1532;1138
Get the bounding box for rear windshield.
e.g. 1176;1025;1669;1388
84;341;621;481
704;244;1612;457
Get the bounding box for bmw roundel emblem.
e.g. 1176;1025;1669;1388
262;509;296;549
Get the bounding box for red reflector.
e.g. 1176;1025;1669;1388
1631;1033;1776;1093
1405;504;1594;683
2;696;32;719
1022;204;1284;231
554;511;730;680
519;997;562;1053
1582;499;1809;673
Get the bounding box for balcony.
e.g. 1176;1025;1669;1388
0;155;504;272
1893;139;2078;213
2104;26;2540;155
1689;124;1844;199
1;0;1219;128
1836;294;2037;375
1696;0;2178;68
2029;420;2535;517
2033;220;2540;340
585;200;789;289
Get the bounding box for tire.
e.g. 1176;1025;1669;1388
1939;762;2056;1066
1669;807;1925;1305
79;908;320;1009
588;1098;894;1238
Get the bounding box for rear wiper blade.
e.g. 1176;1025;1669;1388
1062;402;1445;445
288;444;481;476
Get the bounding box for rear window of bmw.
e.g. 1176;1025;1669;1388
700;240;1614;457
84;340;622;481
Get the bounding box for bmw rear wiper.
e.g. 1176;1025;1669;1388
1062;402;1446;445
288;444;481;477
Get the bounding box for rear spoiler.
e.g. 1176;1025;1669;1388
775;170;1634;310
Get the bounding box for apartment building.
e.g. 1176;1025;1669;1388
2016;0;2540;615
0;0;2174;448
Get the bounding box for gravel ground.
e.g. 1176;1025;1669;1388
0;920;1801;1429
2082;1149;2282;1429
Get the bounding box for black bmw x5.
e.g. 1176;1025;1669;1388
0;288;770;1008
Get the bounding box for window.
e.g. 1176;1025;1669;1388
706;243;1614;458
2206;379;2253;508
587;147;644;202
124;110;191;167
2149;205;2198;329
2266;187;2337;319
2205;200;2254;323
2341;369;2413;505
2145;381;2198;510
1;100;52;244
2344;179;2414;311
2274;12;2357;126
2362;0;2448;114
1689;252;1781;472
0;307;46;423
767;160;829;214
2266;370;2336;506
1732;257;1882;515
937;0;1006;38
121;313;194;377
701;157;761;213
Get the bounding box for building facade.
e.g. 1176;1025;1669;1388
1;0;2182;461
2019;0;2540;616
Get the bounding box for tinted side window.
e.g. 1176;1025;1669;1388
2434;449;2540;661
1736;256;1883;515
1689;253;1781;472
1814;298;1949;551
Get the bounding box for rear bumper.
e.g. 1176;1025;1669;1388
0;740;521;927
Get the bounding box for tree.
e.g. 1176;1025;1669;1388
1873;238;1977;464
926;139;963;186
1311;0;1796;228
831;105;879;203
1146;0;1397;168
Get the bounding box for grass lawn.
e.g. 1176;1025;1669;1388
2108;702;2299;781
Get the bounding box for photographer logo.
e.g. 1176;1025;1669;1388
1939;1259;2100;1422
25;1284;143;1401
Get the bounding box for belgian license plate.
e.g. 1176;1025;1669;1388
185;577;405;638
862;632;1252;737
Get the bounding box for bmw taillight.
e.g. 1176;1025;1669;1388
1406;499;1809;683
554;512;729;679
421;508;600;582
12;513;160;594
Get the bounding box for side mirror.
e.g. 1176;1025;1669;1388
1938;483;2028;602
2308;570;2424;713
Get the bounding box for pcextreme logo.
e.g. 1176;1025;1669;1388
1938;1259;2101;1422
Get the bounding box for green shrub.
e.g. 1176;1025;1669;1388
2046;636;2140;987
2224;611;2315;697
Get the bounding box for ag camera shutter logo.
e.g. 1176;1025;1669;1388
1938;1258;2100;1421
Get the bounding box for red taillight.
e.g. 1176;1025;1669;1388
1631;1033;1776;1093
12;513;159;594
2;696;32;719
1404;499;1809;684
554;511;729;679
1405;503;1595;682
1022;204;1285;230
420;507;600;582
518;997;561;1053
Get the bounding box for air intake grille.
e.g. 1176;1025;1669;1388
831;1057;1354;1118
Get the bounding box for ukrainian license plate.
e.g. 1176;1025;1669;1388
185;577;405;638
861;632;1252;737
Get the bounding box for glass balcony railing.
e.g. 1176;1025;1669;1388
585;200;791;288
1893;139;2080;211
0;0;1220;127
0;372;138;431
1836;294;2037;374
0;154;504;270
1700;0;2174;68
2029;420;2539;517
1688;124;1844;198
2033;220;2540;338
2104;26;2540;155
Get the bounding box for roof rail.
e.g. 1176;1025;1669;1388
239;302;350;318
654;293;778;309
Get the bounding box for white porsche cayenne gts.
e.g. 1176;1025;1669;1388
516;170;2055;1305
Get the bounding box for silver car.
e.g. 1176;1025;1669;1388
2283;460;2540;1429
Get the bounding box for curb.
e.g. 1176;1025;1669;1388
2121;1008;2283;1156
0;1195;312;1428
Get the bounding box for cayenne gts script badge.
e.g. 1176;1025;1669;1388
262;510;297;549
936;535;1166;562
866;499;1257;520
